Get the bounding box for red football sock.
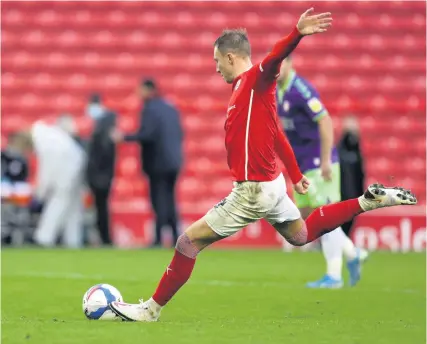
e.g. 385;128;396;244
306;198;363;243
152;249;196;306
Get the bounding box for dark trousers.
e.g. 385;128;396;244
89;185;112;245
340;168;364;238
148;171;179;246
341;218;354;238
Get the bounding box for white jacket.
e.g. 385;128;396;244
31;121;86;200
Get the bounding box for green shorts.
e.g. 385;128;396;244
293;163;341;209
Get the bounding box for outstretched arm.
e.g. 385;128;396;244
259;28;302;80
124;109;158;143
259;8;333;81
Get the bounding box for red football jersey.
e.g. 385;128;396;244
224;27;304;184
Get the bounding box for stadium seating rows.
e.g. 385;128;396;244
2;1;426;208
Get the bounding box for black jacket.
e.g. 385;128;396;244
125;97;183;176
86;111;117;190
338;131;365;198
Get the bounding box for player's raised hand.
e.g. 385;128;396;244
297;8;332;36
293;175;310;195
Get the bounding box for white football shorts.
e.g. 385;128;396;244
204;173;301;237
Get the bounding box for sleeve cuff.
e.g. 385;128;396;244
292;26;304;39
290;171;304;185
312;110;329;122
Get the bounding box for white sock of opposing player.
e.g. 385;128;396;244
320;229;344;280
340;229;358;261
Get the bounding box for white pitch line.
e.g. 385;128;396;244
3;271;424;296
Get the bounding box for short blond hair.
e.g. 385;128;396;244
214;28;251;57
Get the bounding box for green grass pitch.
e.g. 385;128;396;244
2;248;425;344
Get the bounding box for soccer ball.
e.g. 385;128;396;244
82;284;123;320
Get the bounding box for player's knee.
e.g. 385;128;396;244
286;221;308;246
275;219;308;247
287;235;307;247
177;219;222;256
175;233;200;259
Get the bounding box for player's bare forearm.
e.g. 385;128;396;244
318;114;333;165
275;130;303;184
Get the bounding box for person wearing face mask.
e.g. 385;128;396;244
338;115;366;238
86;93;105;120
86;110;117;245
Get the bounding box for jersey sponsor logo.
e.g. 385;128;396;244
282;100;290;112
307;97;323;114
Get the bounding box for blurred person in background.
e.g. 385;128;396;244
86;110;117;245
1;132;32;245
338;115;365;238
277;57;367;288
112;78;184;248
30;116;87;248
60;112;86;149
86;93;105;120
1;132;30;183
